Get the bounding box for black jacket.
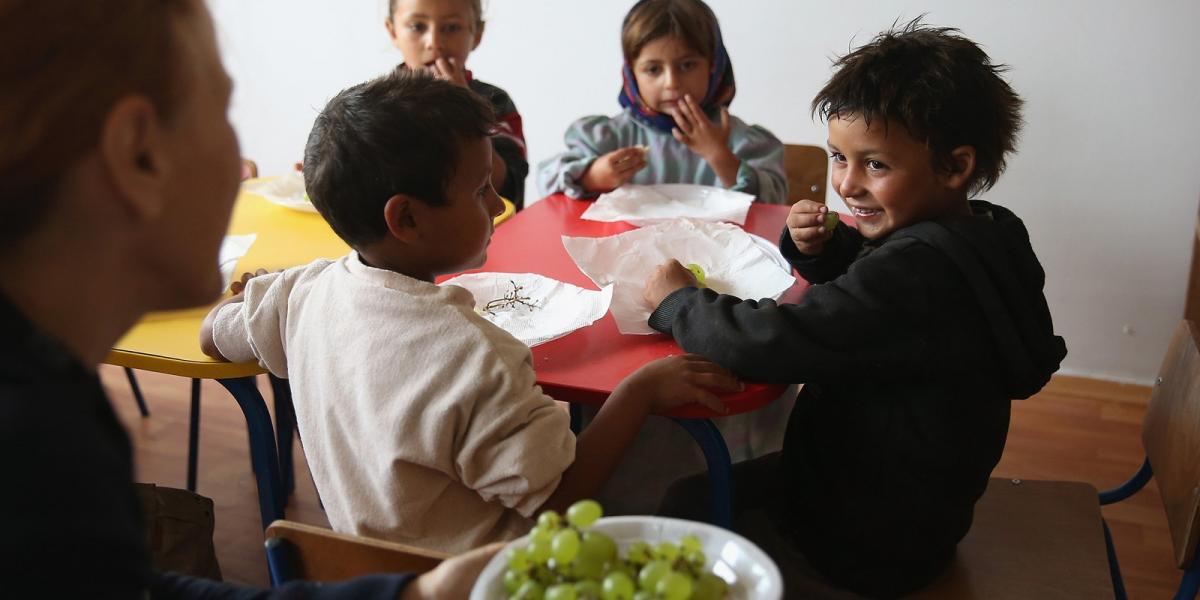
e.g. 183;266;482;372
0;294;412;598
649;201;1067;596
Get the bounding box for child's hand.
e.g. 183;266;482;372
578;147;647;192
229;268;270;296
620;354;742;415
643;259;699;308
786;199;835;256
671;95;732;161
429;57;469;88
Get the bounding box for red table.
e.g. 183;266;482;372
441;194;811;526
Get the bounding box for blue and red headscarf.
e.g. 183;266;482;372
617;1;736;133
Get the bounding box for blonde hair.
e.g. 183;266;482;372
0;0;193;240
621;0;717;64
388;0;484;30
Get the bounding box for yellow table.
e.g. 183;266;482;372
106;185;516;528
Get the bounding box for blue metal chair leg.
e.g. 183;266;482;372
217;376;285;528
124;367;150;417
670;418;733;529
269;374;296;497
1103;519;1128;600
1178;548;1200;600
186;378;201;492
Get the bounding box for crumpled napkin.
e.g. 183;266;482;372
562;219;795;334
582;183;754;226
241;171;317;213
440;272;614;347
219;234;257;290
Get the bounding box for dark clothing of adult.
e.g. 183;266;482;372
0;294;413;598
650;201;1067;597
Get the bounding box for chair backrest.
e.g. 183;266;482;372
1142;320;1200;568
264;520;448;584
781;144;829;205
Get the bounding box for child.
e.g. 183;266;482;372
199;71;739;554
536;0;787;203
643;21;1067;597
385;0;529;209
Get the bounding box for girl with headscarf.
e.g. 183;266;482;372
536;0;787;203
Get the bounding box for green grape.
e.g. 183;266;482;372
824;211;840;231
601;571;635;600
504;568;529;593
693;572;728;600
656;571;694;600
514;579;545;600
545;583;578;600
574;580;603;599
529;535;553;563
626;541;652;565
579;531;618;564
632;592;653;600
532;565;556;586
551;529;581;564
637;560;671;592
679;535;702;554
654;541;679;562
531;527;554;545
566;499;603;529
538;510;563;531
685;263;707;287
685;550;707;569
508;547;532;571
573;554;605;581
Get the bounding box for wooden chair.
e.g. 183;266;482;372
264;520;449;586
781;144;829;205
911;320;1200;599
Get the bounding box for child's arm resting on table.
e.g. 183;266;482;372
198;269;268;360
644;240;935;384
535;355;741;515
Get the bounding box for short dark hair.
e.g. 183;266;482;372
302;70;494;247
812;19;1023;195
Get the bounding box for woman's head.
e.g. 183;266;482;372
386;0;484;73
617;0;735;132
0;0;241;310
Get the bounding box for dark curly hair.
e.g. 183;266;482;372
303;69;495;248
812;18;1023;195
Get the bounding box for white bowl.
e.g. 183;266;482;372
241;172;318;213
469;516;783;599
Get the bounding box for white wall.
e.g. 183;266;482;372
209;0;1200;384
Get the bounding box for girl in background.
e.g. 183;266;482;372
537;0;786;203
386;0;529;208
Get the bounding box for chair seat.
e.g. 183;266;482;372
265;520;448;581
910;478;1115;599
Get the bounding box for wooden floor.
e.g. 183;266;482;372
99;367;1182;597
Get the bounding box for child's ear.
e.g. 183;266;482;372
942;145;977;192
384;16;398;42
382;194;420;243
471;21;485;51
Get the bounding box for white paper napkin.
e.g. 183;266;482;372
440;272;614;347
241;172;317;213
582;183;754;226
563;219;795;335
219;234;257;289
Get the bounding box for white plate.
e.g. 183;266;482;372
747;232;790;273
241;172;318;213
584;183;755;226
469;516;784;600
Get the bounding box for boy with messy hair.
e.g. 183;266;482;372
644;21;1067;596
200;70;739;553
